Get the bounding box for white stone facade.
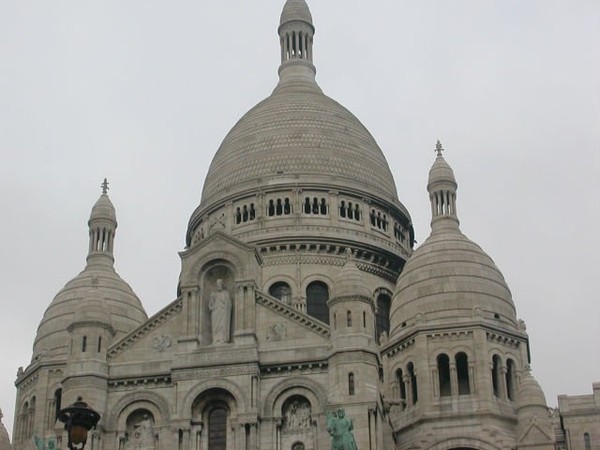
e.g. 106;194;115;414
11;1;597;450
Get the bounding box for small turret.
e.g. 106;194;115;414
86;178;117;268
516;368;555;450
275;0;320;93
427;141;459;234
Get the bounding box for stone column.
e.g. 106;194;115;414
468;362;476;394
403;374;413;406
499;365;508;400
431;366;439;398
329;190;339;226
450;362;458;397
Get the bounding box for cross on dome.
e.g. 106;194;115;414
101;178;109;194
435;140;444;157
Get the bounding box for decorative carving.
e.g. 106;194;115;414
126;411;156;450
283;397;312;434
191;226;205;246
208;213;226;235
152;335;172;352
107;299;183;359
267;323;287;341
172;364;257;381
209;279;232;344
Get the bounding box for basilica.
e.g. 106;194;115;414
10;1;598;450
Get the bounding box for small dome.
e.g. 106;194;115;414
516;370;548;411
428;154;457;189
90;193;116;222
0;410;10;450
280;0;313;26
334;256;371;299
390;230;516;335
34;268;147;360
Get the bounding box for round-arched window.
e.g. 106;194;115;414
269;282;292;304
306;281;329;324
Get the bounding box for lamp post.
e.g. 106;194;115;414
57;397;101;450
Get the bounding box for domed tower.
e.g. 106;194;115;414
515;368;555;450
383;143;535;449
183;0;413;341
13;181;147;448
176;1;411;448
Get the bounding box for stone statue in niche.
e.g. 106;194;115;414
326;409;358;450
209;279;232;344
283;398;311;432
126;412;155;450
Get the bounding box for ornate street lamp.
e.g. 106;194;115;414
57;397;101;450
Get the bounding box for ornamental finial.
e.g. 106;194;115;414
101;178;109;195
435;140;444;157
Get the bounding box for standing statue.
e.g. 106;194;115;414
327;409;358;450
34;436;57;450
209;279;232;344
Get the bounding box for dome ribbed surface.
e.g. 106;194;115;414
516;372;548;410
280;0;313;25
90;194;116;222
200;90;399;208
428;155;457;187
34;269;147;359
390;230;516;335
72;294;113;327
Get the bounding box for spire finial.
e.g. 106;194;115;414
101;178;109;195
435;140;444;157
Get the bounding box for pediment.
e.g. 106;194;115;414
107;298;183;362
255;290;330;342
179;231;261;285
518;420;554;445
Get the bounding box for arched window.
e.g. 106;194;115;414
82;336;87;352
437;354;451;397
269;282;292;304
208;407;228;450
347;311;352;327
492;355;501;398
584;433;591;450
292;443;306;450
506;359;516;401
407;362;418;404
53;389;62;421
306;281;329;324
396;369;406;410
268;199;275;217
348;373;355;396
97;336;102;352
456;352;471;395
375;293;391;343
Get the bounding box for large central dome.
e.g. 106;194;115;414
186;0;412;261
194;0;400;220
200;88;399;207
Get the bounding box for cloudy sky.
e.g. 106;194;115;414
1;0;598;437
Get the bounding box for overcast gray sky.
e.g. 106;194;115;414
1;0;599;438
